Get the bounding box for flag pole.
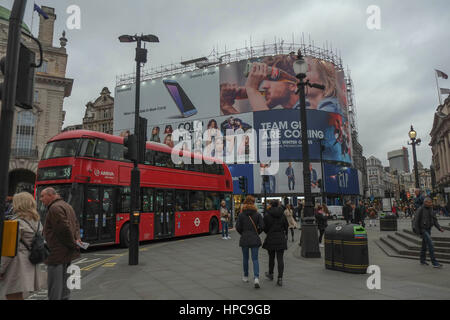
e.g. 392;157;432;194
435;69;443;106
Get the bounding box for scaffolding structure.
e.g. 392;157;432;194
116;38;344;86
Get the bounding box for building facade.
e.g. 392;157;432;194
430;95;450;202
82;87;114;134
0;6;73;195
366;156;385;198
387;147;410;173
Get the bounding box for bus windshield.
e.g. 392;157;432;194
41;139;80;160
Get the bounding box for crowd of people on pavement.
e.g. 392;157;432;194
1;186;448;297
233;189;449;289
1;188;81;300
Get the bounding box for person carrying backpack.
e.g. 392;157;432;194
0;192;46;300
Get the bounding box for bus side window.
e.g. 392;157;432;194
189;191;204;211
111;142;125;161
118;187;131;213
79;139;96;157
154;151;165;167
94;139;109;159
142;188;153;212
175;190;188;211
145;149;155;165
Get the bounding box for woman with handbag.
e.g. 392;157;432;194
284;204;297;242
236;195;264;288
263;200;289;286
0;192;45;300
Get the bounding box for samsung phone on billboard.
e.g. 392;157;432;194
163;79;198;117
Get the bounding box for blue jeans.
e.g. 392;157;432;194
222;221;229;237
242;247;259;278
421;230;438;265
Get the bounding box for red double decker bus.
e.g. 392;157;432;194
35;130;233;247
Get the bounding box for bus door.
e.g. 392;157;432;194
154;190;175;239
83;186;116;244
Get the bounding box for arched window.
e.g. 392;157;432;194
15;111;35;155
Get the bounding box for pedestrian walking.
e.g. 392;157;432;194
343;201;352;224
368;207;377;227
0;192;45;300
220;200;231;240
40;187;81;300
354;201;366;227
235;195;264;288
315;205;328;248
284;204;297;242
414;197;445;268
414;189;424;210
263;200;288;286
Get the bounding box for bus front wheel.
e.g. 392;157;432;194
120;223;130;248
209;217;219;235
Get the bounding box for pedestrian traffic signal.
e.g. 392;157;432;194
124;134;137;162
0;43;36;109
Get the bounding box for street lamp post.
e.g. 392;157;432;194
119;33;159;265
408;125;421;189
293;50;323;258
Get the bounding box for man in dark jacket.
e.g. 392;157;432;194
236;196;264;288
353;201;366;227
40;187;81;300
262;200;288;286
415;197;445;268
342;201;352;224
414;189;424;210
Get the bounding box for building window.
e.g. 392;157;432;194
103;109;109;119
34;90;39;103
37;60;48;73
15;111;35;152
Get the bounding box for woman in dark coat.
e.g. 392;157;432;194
262;200;288;286
236;195;264;288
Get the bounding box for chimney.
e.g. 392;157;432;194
38;6;56;47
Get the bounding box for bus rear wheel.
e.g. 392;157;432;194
120;223;130;248
209;217;219;235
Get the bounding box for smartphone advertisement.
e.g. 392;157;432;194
114;67;220;134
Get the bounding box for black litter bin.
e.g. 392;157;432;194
380;213;397;231
324;224;369;274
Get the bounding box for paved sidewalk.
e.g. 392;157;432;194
69;219;450;300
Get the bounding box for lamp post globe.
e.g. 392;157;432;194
408;126;417;140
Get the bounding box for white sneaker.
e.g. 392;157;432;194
242;276;249;283
227;236;231;240
254;278;260;288
222;237;227;240
319;244;324;248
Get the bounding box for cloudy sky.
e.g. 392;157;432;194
2;0;449;169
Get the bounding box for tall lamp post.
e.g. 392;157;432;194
293;50;323;258
119;34;159;265
408;125;421;189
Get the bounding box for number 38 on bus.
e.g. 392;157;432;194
36;130;233;247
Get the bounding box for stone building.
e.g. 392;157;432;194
0;5;73;195
366;156;385;198
430;95;450;202
82;87;114;134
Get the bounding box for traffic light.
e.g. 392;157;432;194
238;176;247;194
124;134;137;162
138;117;147;163
0;43;36;109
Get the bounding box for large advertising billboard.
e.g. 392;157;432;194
114;53;357;195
